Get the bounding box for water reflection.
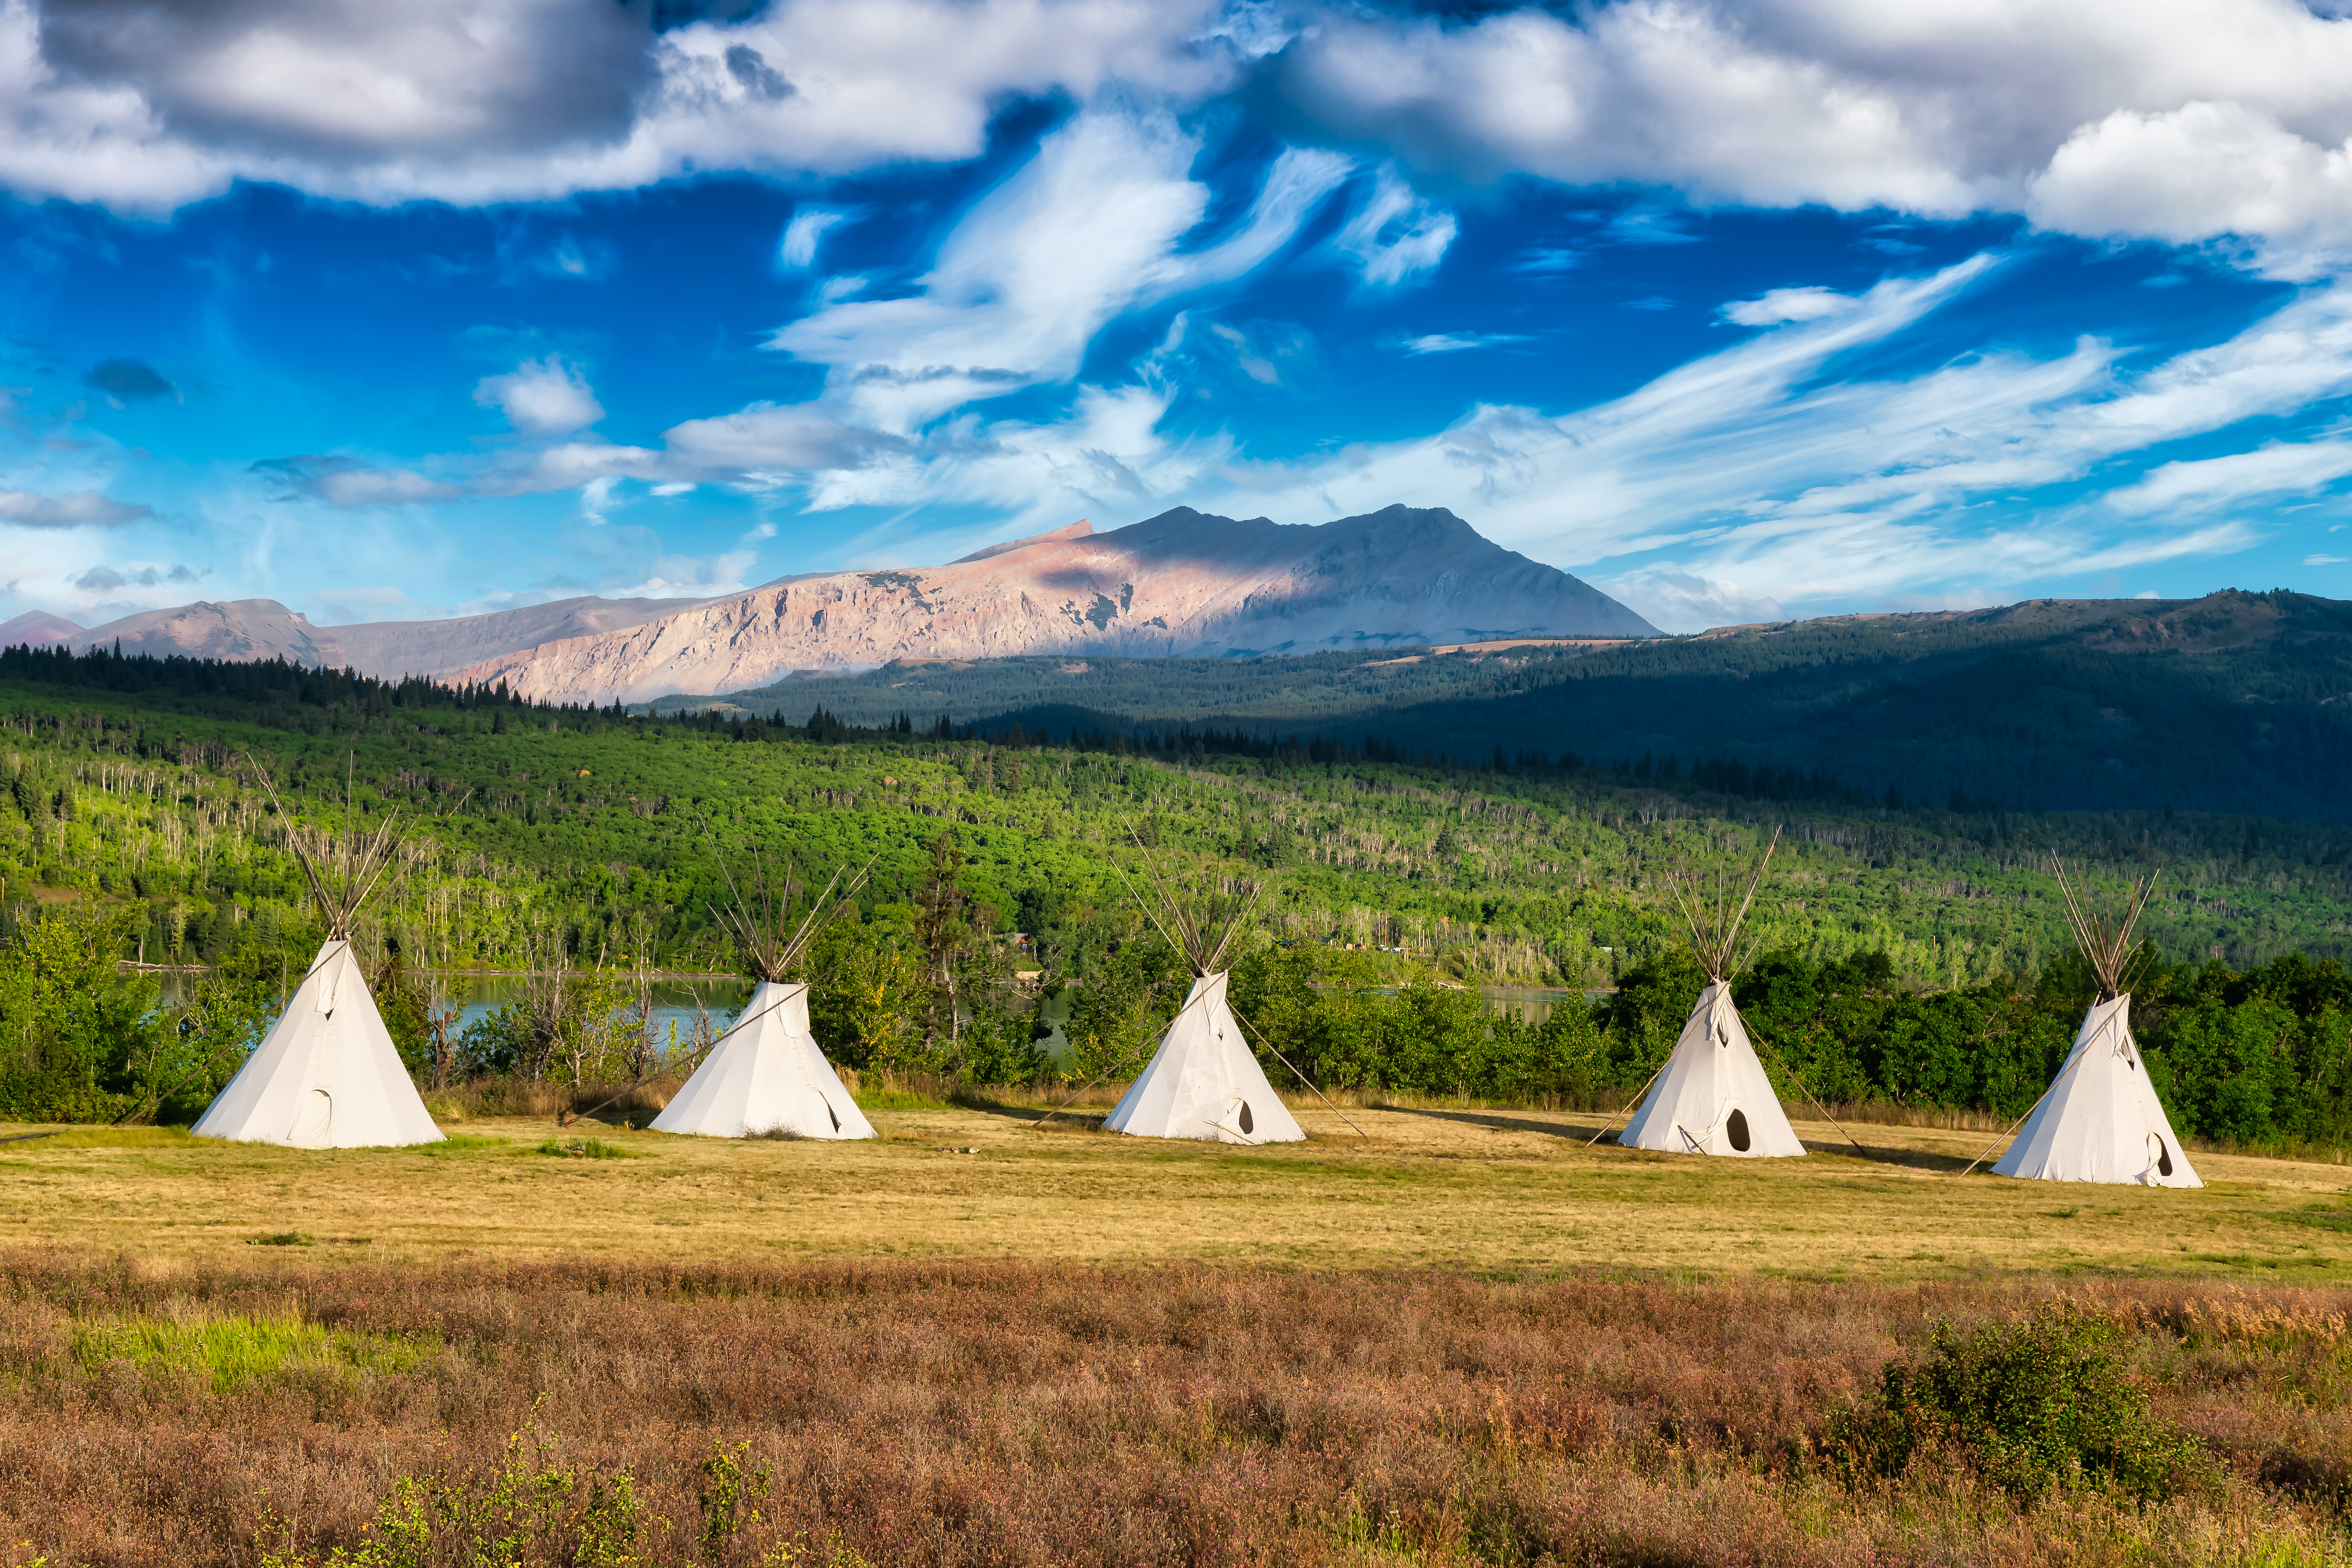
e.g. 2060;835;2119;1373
151;970;754;1040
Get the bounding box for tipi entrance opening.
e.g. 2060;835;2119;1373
290;1089;332;1148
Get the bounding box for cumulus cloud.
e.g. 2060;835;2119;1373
0;0;1241;210
475;356;604;434
0;488;152;527
1266;0;2352;265
251;455;458;505
2028;100;2352;276
6;0;2352;283
72;561;202;591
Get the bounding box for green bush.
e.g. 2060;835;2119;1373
1838;1303;2207;1501
537;1137;632;1160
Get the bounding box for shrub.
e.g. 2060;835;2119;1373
536;1137;633;1160
1838;1303;2209;1501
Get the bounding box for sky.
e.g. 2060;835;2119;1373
4;0;2352;634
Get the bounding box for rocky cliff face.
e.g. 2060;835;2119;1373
68;594;698;678
452;505;1658;705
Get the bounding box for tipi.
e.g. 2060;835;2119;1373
1988;864;2200;1187
652;851;874;1140
1618;831;1806;1158
1102;859;1303;1146
194;763;443;1149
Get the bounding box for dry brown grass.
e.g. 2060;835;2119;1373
4;1254;2348;1567
3;1100;2346;1280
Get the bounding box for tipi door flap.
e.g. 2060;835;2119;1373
1675;1095;1752;1154
290;1088;332;1147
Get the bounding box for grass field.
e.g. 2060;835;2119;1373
7;1101;2347;1279
10;1107;2352;1566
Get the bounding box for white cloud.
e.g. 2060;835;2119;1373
779;209;845;269
2105;440;2352;514
0;487;150;527
7;0;2352;290
2308;553;2348;564
1268;0;2352;264
767;110;1348;433
1328;167;1456;288
255;455;458;506
475;356;604;434
1400;332;1531;356
1720;286;1858;327
1127;254;2352;626
2030;100;2352;276
0;0;1243;212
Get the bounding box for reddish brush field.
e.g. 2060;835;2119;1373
3;1252;2346;1567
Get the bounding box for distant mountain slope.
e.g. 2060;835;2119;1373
451;505;1658;704
665;590;2352;820
0;610;83;647
66;594;699;679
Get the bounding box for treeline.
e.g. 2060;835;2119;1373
0;642;530;716
1059;939;2351;1152
4;881;2345;1154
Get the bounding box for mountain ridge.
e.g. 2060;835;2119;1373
61;593;703;680
449;504;1659;704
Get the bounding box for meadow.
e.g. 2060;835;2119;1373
7;1104;2352;1566
5;653;2352;1564
6;1103;2347;1278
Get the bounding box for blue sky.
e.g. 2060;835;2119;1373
5;0;2352;632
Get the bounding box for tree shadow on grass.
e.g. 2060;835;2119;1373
1381;1104;1987;1174
1832;1139;1982;1175
1375;1105;1607;1143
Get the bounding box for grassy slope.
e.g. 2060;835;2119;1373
8;1108;2345;1281
2;674;2348;982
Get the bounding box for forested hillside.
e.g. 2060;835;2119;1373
692;589;2352;820
0;643;2346;1145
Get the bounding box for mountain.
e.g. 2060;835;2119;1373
653;589;2352;820
0;610;83;647
67;594;699;679
450;505;1658;704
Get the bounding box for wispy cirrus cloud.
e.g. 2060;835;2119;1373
1398;332;1531;356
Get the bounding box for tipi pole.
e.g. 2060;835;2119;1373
1584;1057;1671;1148
116;941;346;1127
1956;1007;2120;1177
1034;982;1220;1129
1748;1030;1875;1160
1229;1005;1369;1140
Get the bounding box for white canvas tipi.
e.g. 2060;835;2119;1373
1988;865;2200;1187
194;939;442;1148
195;761;443;1148
1101;858;1303;1145
1618;831;1806;1158
653;848;874;1140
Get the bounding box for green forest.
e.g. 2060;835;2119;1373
0;642;2347;1150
